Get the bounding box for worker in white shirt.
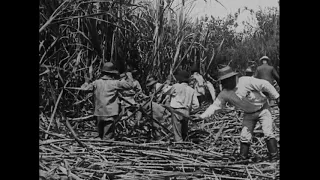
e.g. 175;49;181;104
194;66;279;163
166;70;199;142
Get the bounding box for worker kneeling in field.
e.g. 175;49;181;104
193;66;279;163
166;70;199;142
144;76;172;140
119;68;144;124
80;62;134;140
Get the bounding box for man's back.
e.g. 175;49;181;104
170;83;199;110
89;77;132;117
255;64;279;85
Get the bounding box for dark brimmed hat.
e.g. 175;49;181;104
175;70;190;83
102;62;119;74
259;56;270;62
217;66;238;81
146;77;158;87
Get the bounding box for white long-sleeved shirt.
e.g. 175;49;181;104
200;76;279;119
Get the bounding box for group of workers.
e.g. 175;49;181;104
79;55;280;163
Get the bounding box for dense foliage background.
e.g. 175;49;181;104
39;0;279;120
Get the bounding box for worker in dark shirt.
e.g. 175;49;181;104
254;56;280;107
254;56;279;88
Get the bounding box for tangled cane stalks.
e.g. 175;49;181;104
39;100;279;180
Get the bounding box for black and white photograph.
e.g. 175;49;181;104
39;0;280;179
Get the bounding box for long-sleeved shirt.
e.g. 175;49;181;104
254;64;280;85
200;76;279;119
190;72;206;96
168;82;199;111
81;75;133;117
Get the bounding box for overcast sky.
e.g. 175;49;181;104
187;0;279;19
140;0;279;33
183;0;279;33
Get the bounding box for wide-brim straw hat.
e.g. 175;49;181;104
217;66;238;81
146;77;158;87
102;62;119;74
259;56;270;62
175;70;190;82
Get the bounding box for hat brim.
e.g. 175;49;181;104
146;80;157;87
259;57;270;62
218;72;238;81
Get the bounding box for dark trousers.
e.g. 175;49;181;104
171;108;189;142
97;116;117;140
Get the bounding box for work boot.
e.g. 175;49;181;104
237;143;250;164
266;138;278;162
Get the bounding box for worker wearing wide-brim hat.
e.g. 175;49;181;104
146;76;172;102
166;70;199;142
120;67;144;125
80;62;134;140
194;65;280;163
144;76;172;140
255;56;279;87
259;56;271;63
245;66;254;77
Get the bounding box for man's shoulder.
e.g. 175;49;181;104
238;76;252;82
259;64;273;69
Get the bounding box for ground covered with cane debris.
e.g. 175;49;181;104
39;102;279;180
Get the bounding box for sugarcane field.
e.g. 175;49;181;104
39;0;280;180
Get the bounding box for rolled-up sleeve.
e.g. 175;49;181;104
200;94;225;119
250;78;279;99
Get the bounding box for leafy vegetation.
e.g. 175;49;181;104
39;0;279;140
